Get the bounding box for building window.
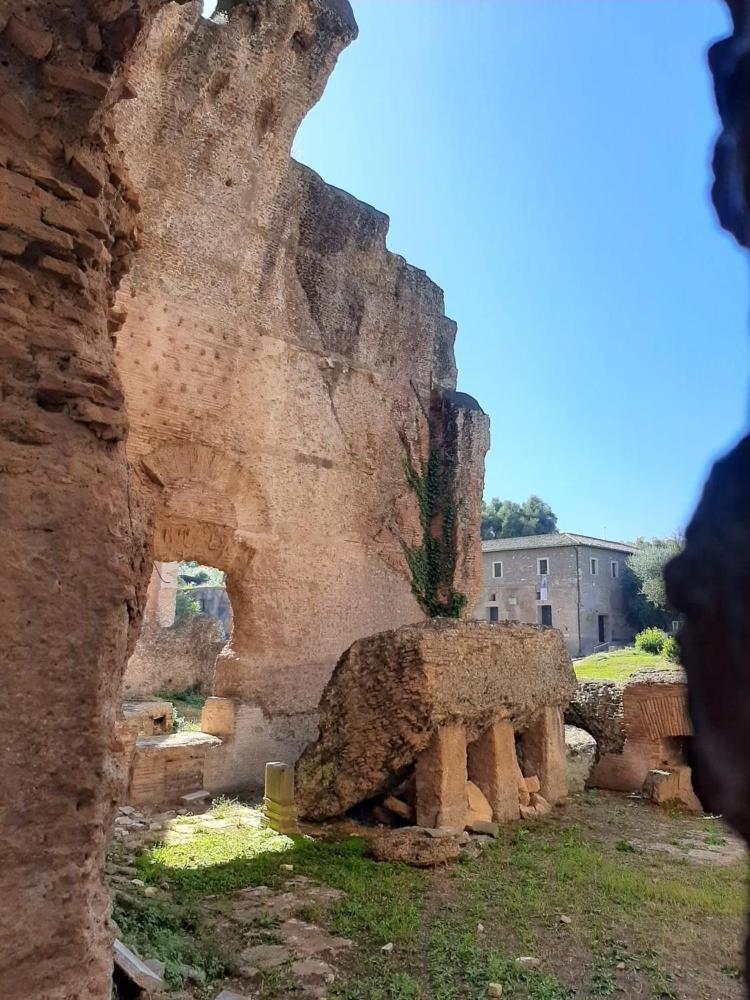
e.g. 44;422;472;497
611;560;618;578
590;557;598;575
540;605;553;627
489;593;496;602
489;606;499;623
537;557;549;575
492;561;503;579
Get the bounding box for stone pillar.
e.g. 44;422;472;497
415;725;467;828
263;761;299;835
467;721;521;823
0;7;158;999
519;707;567;806
143;561;178;627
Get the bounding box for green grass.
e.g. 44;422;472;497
117;804;746;999
575;648;674;681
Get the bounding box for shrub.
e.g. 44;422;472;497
175;589;200;619
662;635;680;663
635;627;668;655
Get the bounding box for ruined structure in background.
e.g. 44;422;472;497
296;620;576;827
567;670;700;810
124;560;227;696
113;1;489;791
0;3;488;996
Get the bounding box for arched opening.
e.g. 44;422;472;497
123;560;233;712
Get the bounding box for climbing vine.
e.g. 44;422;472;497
400;422;467;619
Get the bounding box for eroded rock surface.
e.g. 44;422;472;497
296;619;575;819
112;0;489;788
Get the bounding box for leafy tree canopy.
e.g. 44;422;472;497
623;537;682;631
481;495;558;541
177;561;226;588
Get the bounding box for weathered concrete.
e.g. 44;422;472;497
296;619;575;820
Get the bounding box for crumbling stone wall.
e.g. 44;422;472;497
112;1;489;787
123;614;225;696
0;4;165;999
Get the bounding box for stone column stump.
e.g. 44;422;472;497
468;720;521;822
415;725;467;828
519;707;567;806
263;761;300;835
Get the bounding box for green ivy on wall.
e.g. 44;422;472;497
401;428;467;619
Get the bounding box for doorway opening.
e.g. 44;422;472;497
598;614;609;645
123;560;232;709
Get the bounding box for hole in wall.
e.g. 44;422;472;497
124;559;233;710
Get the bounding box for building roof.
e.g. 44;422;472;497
481;532;637;555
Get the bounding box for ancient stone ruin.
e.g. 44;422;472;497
3;0;748;996
0;3;488;996
567;669;700;810
296;619;576;830
111;0;489;793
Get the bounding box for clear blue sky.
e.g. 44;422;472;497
287;0;750;543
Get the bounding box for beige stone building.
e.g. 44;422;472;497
477;534;636;656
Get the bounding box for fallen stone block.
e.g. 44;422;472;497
297;620;574;821
466;819;500;837
643;766;702;812
524;775;541;794
515;956;541;971
530;793;551;817
368;825;465;866
383;795;414;822
181;789;211;804
113;939;165;993
465;780;493;825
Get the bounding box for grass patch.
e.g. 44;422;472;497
112;892;229;988
120;800;746;999
138;826;425;946
575;648;673;681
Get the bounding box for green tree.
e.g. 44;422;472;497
175;589;201;620
480;495;558;540
623;537;682;631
